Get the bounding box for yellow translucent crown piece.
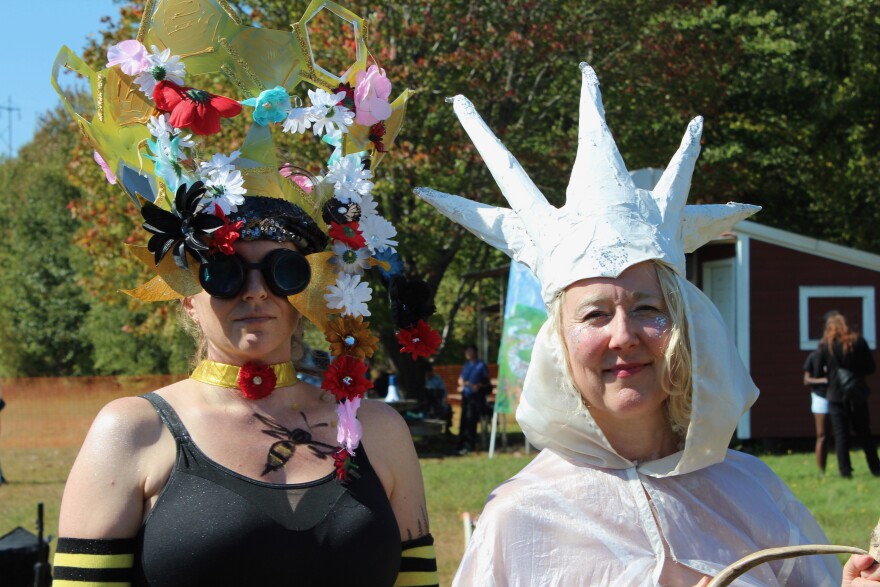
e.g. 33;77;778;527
51;0;410;220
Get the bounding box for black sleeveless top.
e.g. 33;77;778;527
134;393;401;586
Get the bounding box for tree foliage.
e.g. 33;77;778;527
0;109;93;376
3;0;878;382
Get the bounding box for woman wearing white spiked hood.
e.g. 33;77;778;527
416;64;880;586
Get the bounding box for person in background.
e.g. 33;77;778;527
817;311;880;479
424;364;451;428
803;348;830;473
456;344;490;455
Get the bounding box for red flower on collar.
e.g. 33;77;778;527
397;320;442;359
237;362;277;400
153;80;242;136
321;355;373;402
328;221;367;250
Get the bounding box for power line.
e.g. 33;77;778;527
0;97;22;158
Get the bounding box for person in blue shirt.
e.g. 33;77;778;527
457;345;490;454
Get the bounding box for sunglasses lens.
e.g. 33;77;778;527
199;255;244;298
267;250;311;296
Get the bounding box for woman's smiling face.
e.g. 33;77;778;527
561;261;672;428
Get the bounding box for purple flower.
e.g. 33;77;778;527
354;65;392;126
93;150;117;184
106;40;150;76
336;396;363;453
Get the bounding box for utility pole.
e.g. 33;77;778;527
0;97;22;158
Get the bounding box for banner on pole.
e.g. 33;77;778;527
494;262;546;415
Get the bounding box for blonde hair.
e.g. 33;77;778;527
548;260;693;437
822;311;858;354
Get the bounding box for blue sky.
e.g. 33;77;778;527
0;1;119;156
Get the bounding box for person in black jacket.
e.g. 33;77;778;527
802;349;830;473
817;311;880;478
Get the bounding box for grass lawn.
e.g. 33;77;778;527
1;443;877;585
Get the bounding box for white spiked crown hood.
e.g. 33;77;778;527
415;63;758;304
415;63;761;476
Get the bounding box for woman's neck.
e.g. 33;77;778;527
593;409;680;463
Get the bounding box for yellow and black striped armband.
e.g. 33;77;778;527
394;533;439;587
53;537;135;586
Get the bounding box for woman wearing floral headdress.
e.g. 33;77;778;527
416;64;880;586
50;2;439;586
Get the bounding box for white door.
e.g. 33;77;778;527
702;258;736;343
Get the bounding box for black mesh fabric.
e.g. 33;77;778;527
134;393;400;586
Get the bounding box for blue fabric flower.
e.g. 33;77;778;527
322;128;344;166
241;86;291;126
146;135;190;191
374;248;404;280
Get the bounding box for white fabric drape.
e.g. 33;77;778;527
454;276;841;586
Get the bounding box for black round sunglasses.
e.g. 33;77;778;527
198;249;311;299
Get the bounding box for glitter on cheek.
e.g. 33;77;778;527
567;323;605;348
643;314;670;339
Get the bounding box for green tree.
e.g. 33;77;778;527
54;0;880;390
0;108;94;376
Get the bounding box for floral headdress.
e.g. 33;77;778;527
52;0;441;480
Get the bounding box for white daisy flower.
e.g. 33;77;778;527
324;273;372;317
357;193;379;217
147;114;195;151
325;154;374;203
202;168;246;214
282;106;314;134
134;45;186;96
308;89;354;136
359;214;398;253
199;150;241;178
332;241;372;275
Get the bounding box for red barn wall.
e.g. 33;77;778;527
748;239;880;438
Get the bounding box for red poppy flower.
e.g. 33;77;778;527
369;121;387;153
153;80;242;136
237;362;277;400
329;221;367;250
397;320;442;359
321;355;373;402
333;447;358;482
209;205;243;255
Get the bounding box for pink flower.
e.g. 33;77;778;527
106;40;150;76
279;163;313;193
93;150;117;185
353;65;392;126
336;396;363;453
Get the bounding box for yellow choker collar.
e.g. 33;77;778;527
190;360;298;400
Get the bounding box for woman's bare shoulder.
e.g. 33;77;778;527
358;399;411;442
83;394;168;456
59;392;174;537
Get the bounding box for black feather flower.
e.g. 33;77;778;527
388;275;436;329
140;181;225;269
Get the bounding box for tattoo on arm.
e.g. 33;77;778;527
405;504;431;541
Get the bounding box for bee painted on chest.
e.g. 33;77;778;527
255;412;337;476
